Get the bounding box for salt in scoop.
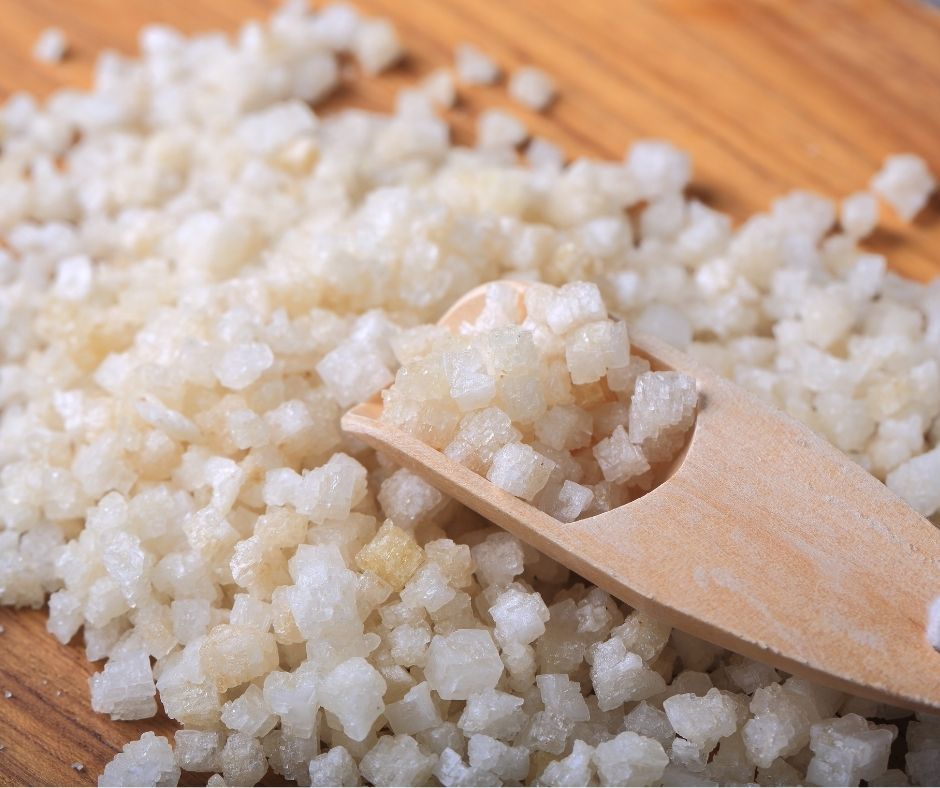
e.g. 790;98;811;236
343;280;940;712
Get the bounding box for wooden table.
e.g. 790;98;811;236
0;1;938;785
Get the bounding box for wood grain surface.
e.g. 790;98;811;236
0;0;939;785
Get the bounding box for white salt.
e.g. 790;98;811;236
477;109;528;149
33;27;68;63
509;66;556;111
455;43;500;84
425;629;504;700
871;153;936;221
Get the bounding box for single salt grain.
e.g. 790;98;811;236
426;629;504;700
359;735;437;786
352;19;403;74
486;442;555;501
2;691;10;699
212;343;274;391
886;445;940;517
33;27;68;63
840;191;879;239
309;746;360;787
422;69;456;108
871;153;936;221
927;596;940;651
477;109;528;149
527;136;565;169
71;762;84;772
509;66;556;111
99;732;180;787
592;731;669;786
455;43;500;84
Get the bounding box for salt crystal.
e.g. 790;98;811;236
309;745;360;787
565;320;630;385
509;66;556;111
545;282;608;336
221;684;278;738
359;735;437;786
320;657;387;741
489;586;550;646
99;732;180;787
174;729;223;773
537;673;590;722
352;19;403;74
89;650;157;720
477;109;528;149
470;532;526;587
592;731;670;786
425;629;504;700
457;688;527;739
841;191;879;239
486;442;555;501
33;27;68;63
807;713;894;786
212;343;274;391
378;468;446;530
400;562;456;613
886;445;940;517
663;687;740;748
592;425;650;485
220;732;267;787
422;69;456;109
454;43;500;84
871;153;936;221
629;371;698;461
384;681;442;735
589;636;666;711
355;520;424;591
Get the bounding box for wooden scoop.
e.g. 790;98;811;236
343;280;940;712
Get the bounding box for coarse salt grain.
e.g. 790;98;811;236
870;153;937;221
928;596;940;651
454;42;500;84
509;66;556;111
32;27;68;63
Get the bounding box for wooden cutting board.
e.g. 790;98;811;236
0;1;938;785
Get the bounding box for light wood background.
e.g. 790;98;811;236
0;0;939;785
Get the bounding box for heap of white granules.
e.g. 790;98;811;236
1;2;938;786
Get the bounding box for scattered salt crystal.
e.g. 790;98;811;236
422;69;457;109
871;153;936;221
359;735;437;786
477;109;528;149
99;732;179;787
927;596;940;651
2;691;12;699
212;343;274;391
426;629;504;700
33;27;68;63
840;191;879;239
486;442;555;501
309;745;360;786
509;66;556;111
592;731;670;786
886;445;940;517
353;19;403;74
455;43;500;84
